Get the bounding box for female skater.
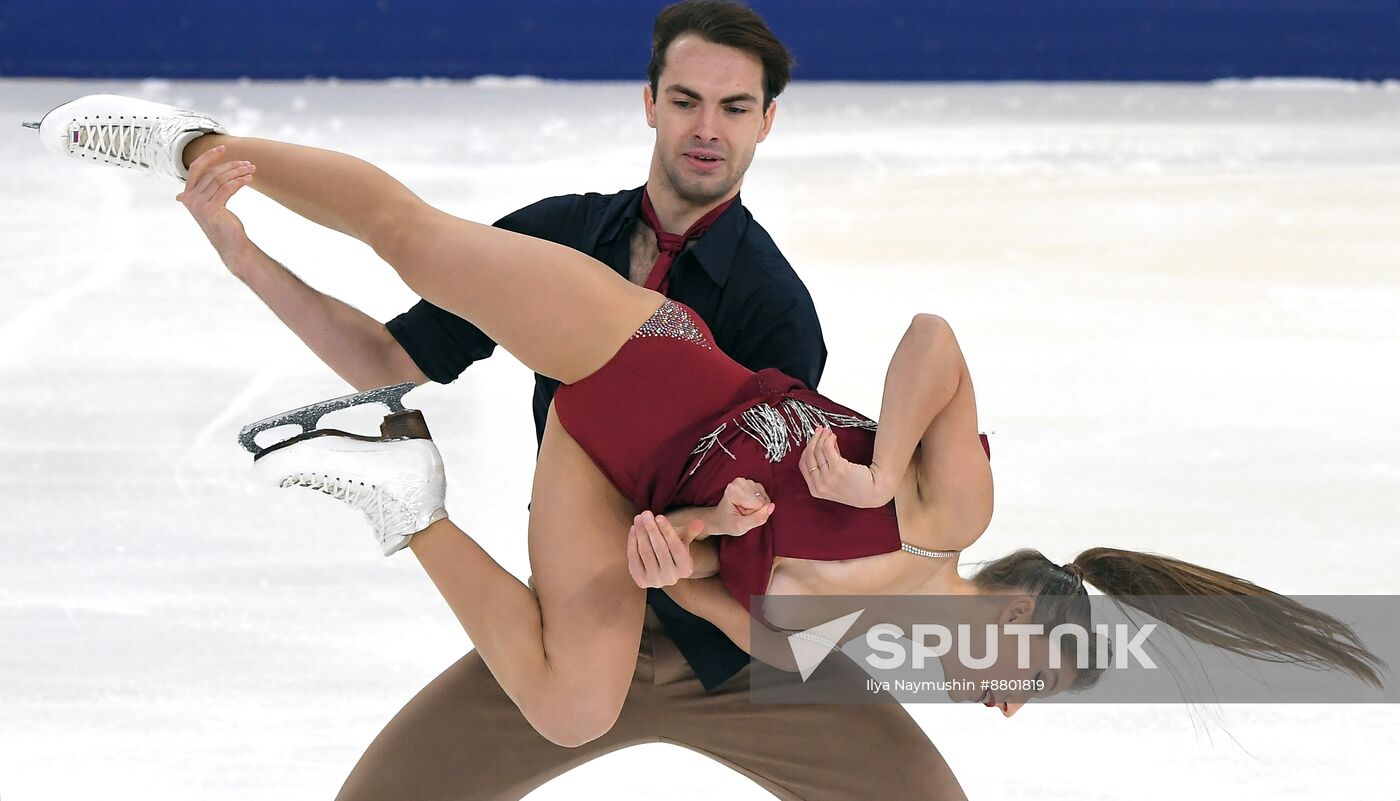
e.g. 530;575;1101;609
34;95;1385;746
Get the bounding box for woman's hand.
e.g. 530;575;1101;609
799;426;892;508
626;511;704;589
176;145;257;261
713;477;775;536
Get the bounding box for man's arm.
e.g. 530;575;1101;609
662;578;806;674
722;279;827;389
180;167;579;392
220;240;428;391
663;576;753;652
179;162;430;391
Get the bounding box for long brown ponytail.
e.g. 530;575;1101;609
973;547;1386;691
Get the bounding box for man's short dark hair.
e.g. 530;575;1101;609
648;0;794;110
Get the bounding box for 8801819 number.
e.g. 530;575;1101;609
984;679;1044;692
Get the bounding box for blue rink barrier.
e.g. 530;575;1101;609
2;1;1397;81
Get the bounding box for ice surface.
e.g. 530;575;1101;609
1;79;1398;800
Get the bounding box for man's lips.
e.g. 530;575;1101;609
683;151;725;170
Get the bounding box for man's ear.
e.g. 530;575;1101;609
644;84;657;129
757;99;777;144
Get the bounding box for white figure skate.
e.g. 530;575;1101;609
241;383;447;556
25;93;226;180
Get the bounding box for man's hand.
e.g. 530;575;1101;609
176;144;257;262
627;511;705;589
713;477;775;535
799;426;892;508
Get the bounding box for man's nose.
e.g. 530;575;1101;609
1000;702;1026;718
693;106;720;141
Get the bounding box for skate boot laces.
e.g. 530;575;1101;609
69;113;207;176
278;470;417;548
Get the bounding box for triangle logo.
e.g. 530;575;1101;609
786;609;866;682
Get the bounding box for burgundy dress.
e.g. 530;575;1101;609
554;301;904;610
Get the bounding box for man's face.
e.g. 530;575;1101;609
644;35;777;207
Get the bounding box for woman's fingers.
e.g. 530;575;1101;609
819;429;844;467
726;477;766;514
743;478;770;504
799;438;822;495
801;431;834;499
799;428;850;501
800;436;818;473
739;502;775;532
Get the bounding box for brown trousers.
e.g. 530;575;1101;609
336;613;968;800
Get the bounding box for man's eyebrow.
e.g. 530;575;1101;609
665;84;703;100
664;84;759;105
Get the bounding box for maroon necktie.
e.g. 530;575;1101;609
638;190;737;294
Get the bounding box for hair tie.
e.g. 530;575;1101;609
1062;562;1085;583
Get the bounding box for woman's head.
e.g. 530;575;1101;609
967;547;1387;713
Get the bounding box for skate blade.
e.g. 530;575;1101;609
238;382;421;458
21;121;39;130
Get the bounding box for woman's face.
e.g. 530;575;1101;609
939;596;1078;717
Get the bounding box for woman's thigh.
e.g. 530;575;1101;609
384;206;664;383
201;134;663;384
524;404;649;715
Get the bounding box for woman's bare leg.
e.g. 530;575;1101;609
183;135;660;383
406;405;647;746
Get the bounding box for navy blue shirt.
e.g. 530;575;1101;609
387;185;826;690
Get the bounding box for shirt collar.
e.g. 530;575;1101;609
596;186;644;246
598;186;746;288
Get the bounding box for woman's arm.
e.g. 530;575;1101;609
800;314;968;508
869;314;969;495
663;477;775;540
626;478;776;587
